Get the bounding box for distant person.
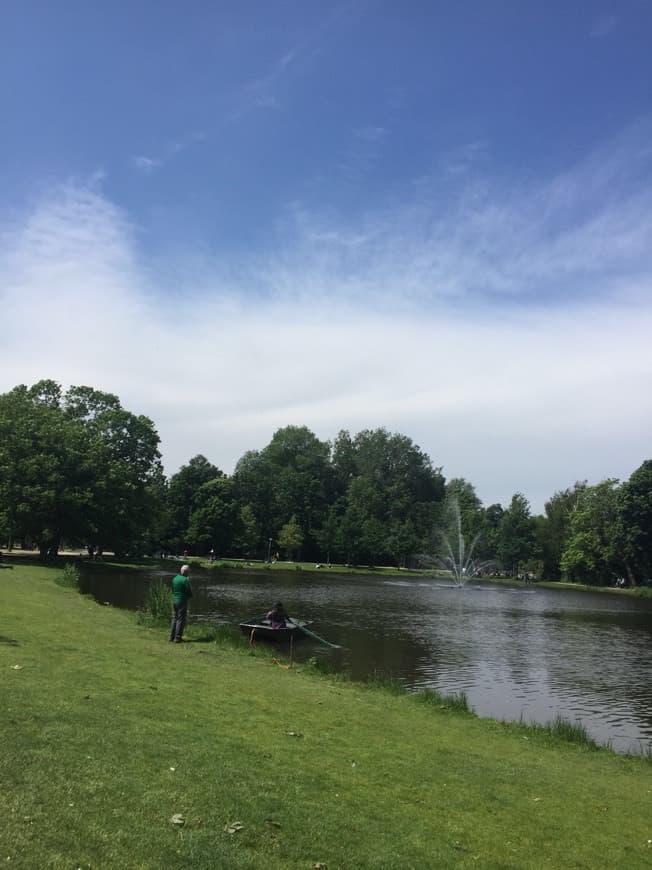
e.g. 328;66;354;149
266;601;289;629
209;548;216;563
169;564;193;643
183;548;189;558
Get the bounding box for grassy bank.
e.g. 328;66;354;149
2;565;651;869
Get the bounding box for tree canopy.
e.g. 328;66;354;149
2;380;651;584
0;381;163;557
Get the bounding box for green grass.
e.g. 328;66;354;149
2;565;652;869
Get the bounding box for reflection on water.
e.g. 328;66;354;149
83;566;652;754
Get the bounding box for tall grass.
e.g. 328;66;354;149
414;687;472;714
55;562;81;590
190;622;249;648
519;713;599;749
138;579;171;625
366;672;406;695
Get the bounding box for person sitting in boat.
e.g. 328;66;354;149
266;601;289;629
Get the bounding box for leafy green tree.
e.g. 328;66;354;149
0;383;92;555
233;449;275;541
265;426;334;554
67;388;164;556
0;381;163;557
165;455;223;551
278;514;304;560
313;502;343;565
234;426;333;559
616;460;652;584
476;503;504;562
337;428;445;566
331;429;357;497
498;493;537;577
560;480;621;584
186;477;239;554
537;482;587;579
234;504;260;557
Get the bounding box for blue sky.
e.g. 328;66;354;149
2;1;652;512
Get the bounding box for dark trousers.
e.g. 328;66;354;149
170;601;188;641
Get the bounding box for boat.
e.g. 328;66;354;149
239;615;312;641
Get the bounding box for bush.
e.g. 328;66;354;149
56;562;81;590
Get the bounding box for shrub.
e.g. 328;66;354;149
56;562;81;590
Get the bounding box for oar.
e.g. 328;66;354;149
288;619;341;648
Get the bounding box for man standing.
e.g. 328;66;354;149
169;564;193;643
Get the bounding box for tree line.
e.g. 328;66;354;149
1;380;650;585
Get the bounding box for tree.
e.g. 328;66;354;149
336;428;445;566
476;503;504;562
498;493;537;577
0;383;92;555
0;381;163;557
234;504;260;557
617;460;652;584
186;477;239;555
69;390;164;556
313;502;343;565
537;482;587;580
278;515;304;560
264;426;334;556
165;455;223;551
234;426;333;559
233;450;275;542
560;480;621;584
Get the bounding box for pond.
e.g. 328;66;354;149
82;564;652;755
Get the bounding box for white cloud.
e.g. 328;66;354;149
2;129;652;513
131;155;163;174
130;134;205;174
589;14;617;38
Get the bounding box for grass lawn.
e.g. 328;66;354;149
1;563;651;869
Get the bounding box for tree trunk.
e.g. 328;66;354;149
624;560;637;587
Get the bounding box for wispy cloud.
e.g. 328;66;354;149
227;3;362;123
131;155;163;174
589;13;618;38
130;133;205;174
2;125;652;512
271;122;652;308
442;140;489;177
335;125;388;179
227;50;297;122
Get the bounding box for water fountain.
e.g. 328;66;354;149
437;498;490;587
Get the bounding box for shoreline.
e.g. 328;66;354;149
2;561;651;868
3;548;651;597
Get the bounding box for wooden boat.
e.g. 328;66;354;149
239;615;312;641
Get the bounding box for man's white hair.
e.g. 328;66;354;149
180;564;190;575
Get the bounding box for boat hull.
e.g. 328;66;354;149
239;618;311;641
